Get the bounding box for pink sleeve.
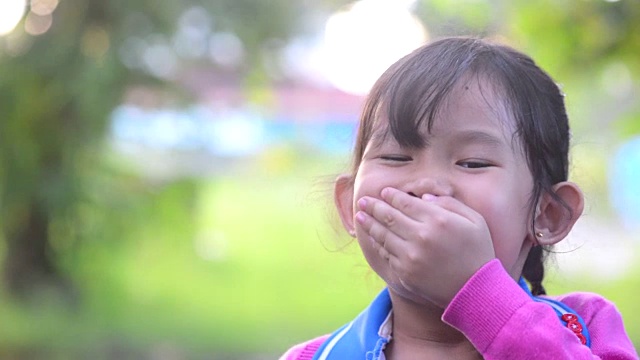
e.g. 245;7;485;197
279;335;330;360
442;259;639;359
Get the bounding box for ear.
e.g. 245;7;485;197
334;174;356;237
533;181;584;246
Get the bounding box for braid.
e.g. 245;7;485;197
522;245;547;295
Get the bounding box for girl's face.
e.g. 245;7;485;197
341;79;537;295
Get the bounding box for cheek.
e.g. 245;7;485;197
355;232;387;277
352;171;391;205
471;184;533;265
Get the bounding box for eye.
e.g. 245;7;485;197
379;155;412;162
457;160;492;169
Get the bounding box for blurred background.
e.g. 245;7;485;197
0;0;639;358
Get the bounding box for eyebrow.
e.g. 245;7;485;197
452;130;506;148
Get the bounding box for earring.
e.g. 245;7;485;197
535;231;544;238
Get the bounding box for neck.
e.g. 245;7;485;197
389;289;465;342
386;289;479;359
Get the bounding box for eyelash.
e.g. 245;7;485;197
379;155;412;162
456;160;492;169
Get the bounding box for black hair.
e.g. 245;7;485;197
349;37;572;295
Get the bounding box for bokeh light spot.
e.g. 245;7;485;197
319;0;427;95
24;12;52;36
82;25;111;60
209;32;244;68
30;0;59;16
143;36;178;79
0;0;27;36
601;61;633;99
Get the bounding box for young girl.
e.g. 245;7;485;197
281;37;638;359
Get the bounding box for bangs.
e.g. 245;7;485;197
369;38;482;148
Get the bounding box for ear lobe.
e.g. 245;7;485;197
534;181;584;246
334;175;356;237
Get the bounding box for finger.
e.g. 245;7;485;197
356;210;406;257
358;196;421;242
378;187;445;222
373;236;392;261
379;187;480;224
420;193;482;223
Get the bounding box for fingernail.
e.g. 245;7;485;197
381;187;393;199
357;198;367;210
422;193;436;201
356;212;366;224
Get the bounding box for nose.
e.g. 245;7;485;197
401;177;453;198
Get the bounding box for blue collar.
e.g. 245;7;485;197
312;288;392;360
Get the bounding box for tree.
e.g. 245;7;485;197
0;0;349;301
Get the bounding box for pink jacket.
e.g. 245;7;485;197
281;259;638;359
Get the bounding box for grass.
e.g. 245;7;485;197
0;158;639;358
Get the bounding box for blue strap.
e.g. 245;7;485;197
518;278;591;347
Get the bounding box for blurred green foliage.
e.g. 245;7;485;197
0;0;340;300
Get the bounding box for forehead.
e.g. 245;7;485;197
370;75;517;147
440;76;514;133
